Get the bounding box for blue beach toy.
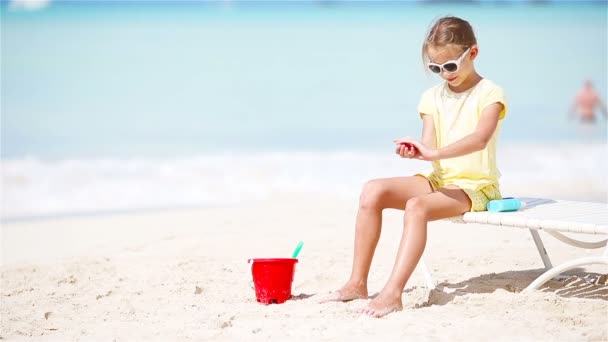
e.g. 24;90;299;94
487;198;522;212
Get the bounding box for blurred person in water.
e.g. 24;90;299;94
569;80;607;124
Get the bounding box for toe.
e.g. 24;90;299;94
360;307;374;316
318;291;342;303
319;290;367;303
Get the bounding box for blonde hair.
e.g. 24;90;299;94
422;16;477;63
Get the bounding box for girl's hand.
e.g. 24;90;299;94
395;141;418;159
393;137;439;161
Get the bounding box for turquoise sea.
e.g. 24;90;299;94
1;1;607;219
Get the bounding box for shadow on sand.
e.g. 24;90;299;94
408;268;608;308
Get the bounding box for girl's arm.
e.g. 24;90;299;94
397;102;503;161
395;114;436;158
420;114;436;149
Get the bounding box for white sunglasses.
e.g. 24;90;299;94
427;47;471;74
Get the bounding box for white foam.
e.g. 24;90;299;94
1;143;605;220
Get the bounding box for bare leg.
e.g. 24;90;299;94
320;176;432;303
360;187;471;317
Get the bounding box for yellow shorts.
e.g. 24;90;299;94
416;174;502;212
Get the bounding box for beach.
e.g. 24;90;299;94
2;193;607;341
2;1;607;340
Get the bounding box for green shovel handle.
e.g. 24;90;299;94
292;241;304;258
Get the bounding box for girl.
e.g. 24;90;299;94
321;16;507;318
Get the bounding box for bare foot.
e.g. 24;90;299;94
319;283;368;303
358;292;403;318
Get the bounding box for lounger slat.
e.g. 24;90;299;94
502;216;529;228
488;214;502;225
458;198;608;235
525;218;542;229
596;225;608;234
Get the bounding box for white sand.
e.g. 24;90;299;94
2;193;607;341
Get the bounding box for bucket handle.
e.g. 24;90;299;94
247;259;254;290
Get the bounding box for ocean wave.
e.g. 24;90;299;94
1;143;605;220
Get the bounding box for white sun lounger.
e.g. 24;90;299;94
419;198;608;292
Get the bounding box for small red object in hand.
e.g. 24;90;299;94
399;142;415;150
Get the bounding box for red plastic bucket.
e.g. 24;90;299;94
248;258;298;304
